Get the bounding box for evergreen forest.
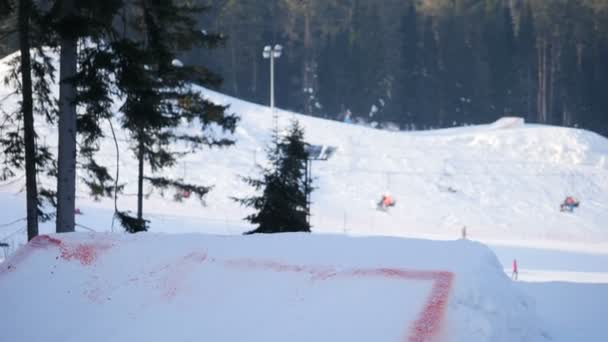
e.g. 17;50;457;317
169;0;608;135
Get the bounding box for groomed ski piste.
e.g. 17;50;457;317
1;51;608;341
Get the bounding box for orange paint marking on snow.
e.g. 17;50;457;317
0;235;63;275
340;268;454;341
0;235;111;273
408;271;453;342
59;243;103;265
222;258;454;342
1;238;453;342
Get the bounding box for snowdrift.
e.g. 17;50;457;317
0;232;543;342
488;117;525;130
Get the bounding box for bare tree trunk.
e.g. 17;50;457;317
548;43;555;124
251;50;257;97
229;23;238;96
18;0;38;241
526;65;533;122
562;103;569;127
536;39;541;122
137;138;144;222
537;37;547;124
542;40;546;123
56;0;77;233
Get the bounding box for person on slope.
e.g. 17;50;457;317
560;196;580;212
512;259;518;280
377;193;396;211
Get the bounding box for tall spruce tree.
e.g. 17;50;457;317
418;16;440;128
111;0;237;233
55;0;78;233
317;28;350;118
348;2;388;121
236;120;311;234
1;0;59;239
0;0;16;57
393;3;420;128
515;2;537;122
50;1;123;233
482;1;516;118
17;0;38;240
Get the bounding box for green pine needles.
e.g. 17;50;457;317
235;120;312;235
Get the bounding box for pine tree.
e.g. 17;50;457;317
0;0;59;238
54;0;79;233
236;120;311;234
348;2;388;121
317;28;350;118
482;0;516;118
47;1;122;233
111;0;237;233
418;16;440;129
0;0;16;57
17;0;39;240
393;3;420;128
514;1;537;122
3;0;151;236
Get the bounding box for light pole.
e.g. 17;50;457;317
263;44;283;131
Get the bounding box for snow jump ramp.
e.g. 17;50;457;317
488;117;525;130
0;233;543;342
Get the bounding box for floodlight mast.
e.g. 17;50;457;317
263;44;282;131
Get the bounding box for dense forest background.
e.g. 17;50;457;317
3;0;608;135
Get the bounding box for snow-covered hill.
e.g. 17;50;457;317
0;232;544;342
198;89;608;247
1;52;608;341
1;52;607;248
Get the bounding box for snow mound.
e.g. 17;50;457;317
487;117;525;130
0;233;544;342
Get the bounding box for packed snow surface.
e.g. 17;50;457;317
0;233;543;342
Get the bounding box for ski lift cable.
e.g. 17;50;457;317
75;223;97;233
0;226;26;243
0;174;25;188
0;217;26;229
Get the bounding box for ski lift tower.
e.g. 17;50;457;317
304;144;337;225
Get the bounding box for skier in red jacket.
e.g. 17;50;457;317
512;259;518;280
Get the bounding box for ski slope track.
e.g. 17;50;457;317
0;233;543;342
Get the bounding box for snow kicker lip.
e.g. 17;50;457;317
1;236;454;342
223;258;454;342
0;234;112;275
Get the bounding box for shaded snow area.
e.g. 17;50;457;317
1;52;608;341
0;233;544;342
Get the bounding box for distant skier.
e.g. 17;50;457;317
461;226;467;240
560;196;580;212
377;193;396;211
512;259;518;280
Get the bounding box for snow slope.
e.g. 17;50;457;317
0;232;544;342
518;281;608;341
1;52;608;248
198;89;608;247
1;52;608;341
